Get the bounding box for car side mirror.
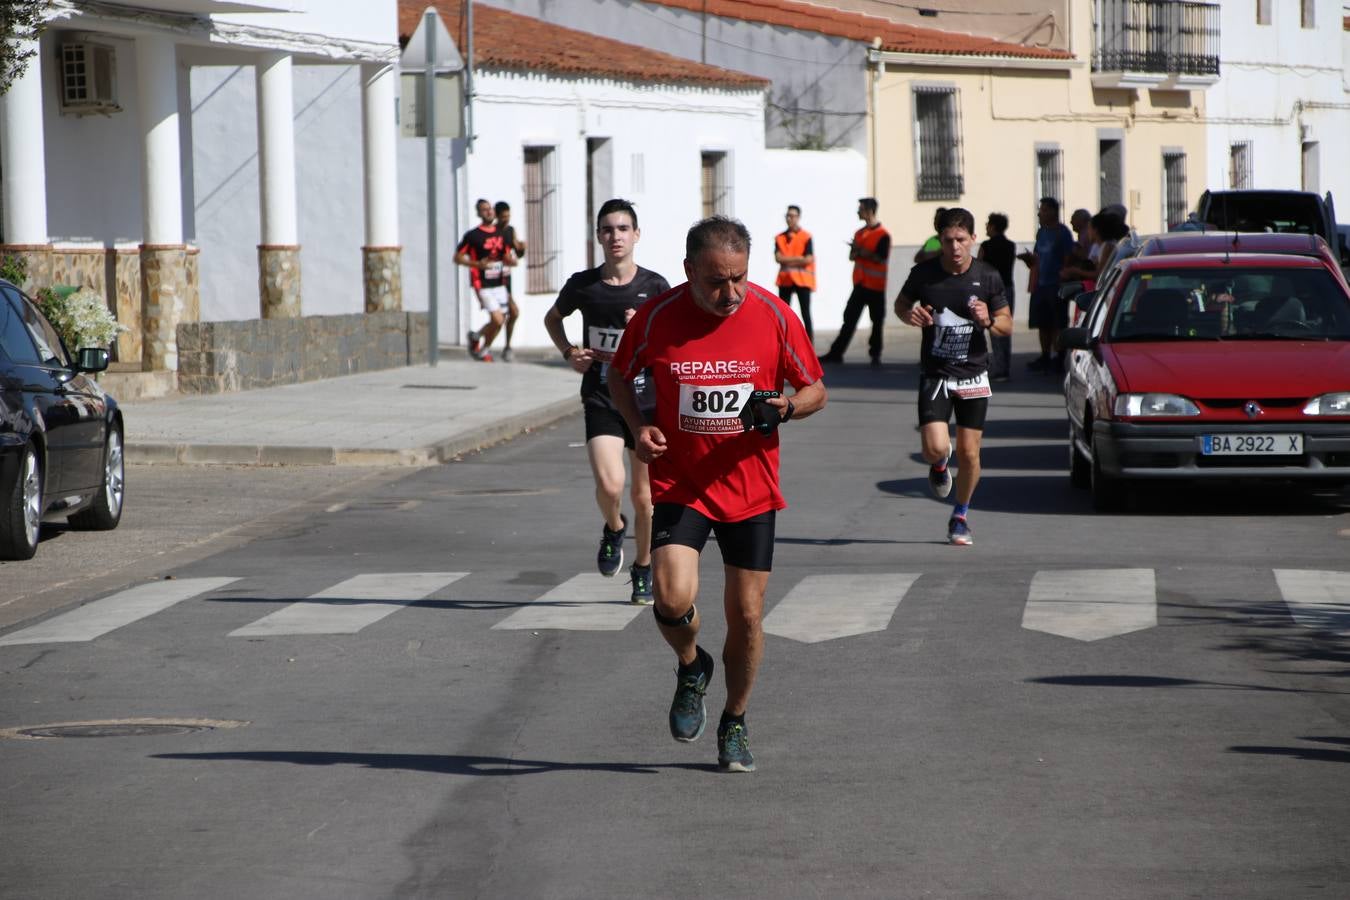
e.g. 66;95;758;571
75;347;110;373
1057;327;1094;351
1074;291;1096;312
1057;280;1085;300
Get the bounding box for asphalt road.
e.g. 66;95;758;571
2;361;1348;900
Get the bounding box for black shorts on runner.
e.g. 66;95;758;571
583;399;635;449
651;503;776;572
917;375;990;430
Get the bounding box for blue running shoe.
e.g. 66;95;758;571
947;514;973;546
670;646;713;742
629;563;653;605
597;514;626;577
717;719;755;772
928;444;953;499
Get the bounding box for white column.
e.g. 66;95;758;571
0;40;49;243
136;34;182;245
360;63;399;247
255;52;298;245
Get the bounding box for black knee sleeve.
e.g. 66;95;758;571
653;604;696;628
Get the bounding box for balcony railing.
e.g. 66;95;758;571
1092;0;1219;88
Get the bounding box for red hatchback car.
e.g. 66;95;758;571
1059;238;1350;509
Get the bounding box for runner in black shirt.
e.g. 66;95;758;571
895;207;1012;546
543;198;671;603
494;201;526;362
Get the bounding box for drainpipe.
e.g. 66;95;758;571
869;38;882;196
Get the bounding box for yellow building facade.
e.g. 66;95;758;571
869;3;1214;248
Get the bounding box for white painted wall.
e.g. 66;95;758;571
1204;0;1349;204
213;2;397;47
190;63;369;322
399;69;867;350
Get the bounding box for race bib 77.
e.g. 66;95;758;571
678;382;754;434
588;325;624;362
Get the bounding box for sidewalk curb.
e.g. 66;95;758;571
125;397;581;467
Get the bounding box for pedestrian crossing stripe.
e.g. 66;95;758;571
491;573;645;632
1;569;1347;646
763;573;917;643
229;573;468;637
1021;569;1156;642
0;578;240;646
1272;569;1350;635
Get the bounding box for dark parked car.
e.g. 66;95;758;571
1196;189;1347;267
1058;245;1350;510
0;278;124;559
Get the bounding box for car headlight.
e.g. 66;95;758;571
1113;393;1200;417
1303;392;1350;415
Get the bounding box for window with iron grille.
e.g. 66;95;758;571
913;86;963;201
700;152;732;218
1300;0;1314;28
1099;137;1123;210
1035;146;1065;210
1229;141;1253;189
1162;151;1188;230
1092;0;1220;77
523;146;560;294
1256;0;1270;25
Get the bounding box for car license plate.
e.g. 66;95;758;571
1200;434;1303;455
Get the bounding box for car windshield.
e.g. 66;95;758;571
1107;267;1350;342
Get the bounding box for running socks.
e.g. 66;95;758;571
719;710;746;729
953;502;970;519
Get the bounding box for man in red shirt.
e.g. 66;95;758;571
610;216;827;773
455;198;516;362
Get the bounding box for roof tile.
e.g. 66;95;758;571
642;0;1072;59
397;1;769;88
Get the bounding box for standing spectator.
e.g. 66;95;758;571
1018;197;1075;373
774;205;816;340
978;212;1017;381
494;201;526;362
608;216;827;773
456;198;514;362
819;197;890;367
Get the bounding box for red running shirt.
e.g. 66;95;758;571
610;281;823;522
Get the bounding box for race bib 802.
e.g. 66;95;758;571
678;382;753;434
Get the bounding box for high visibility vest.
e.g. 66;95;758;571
775;229;816;290
852;224;890;291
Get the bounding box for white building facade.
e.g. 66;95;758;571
0;0;403;385
1203;0;1349;201
410;67;866;351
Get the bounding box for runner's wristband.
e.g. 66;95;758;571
784;399;795;422
562;345;578;360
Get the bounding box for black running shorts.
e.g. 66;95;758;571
583;399;635;449
917;375;989;430
651;503;776;572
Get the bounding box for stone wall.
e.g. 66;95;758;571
177;311;429;394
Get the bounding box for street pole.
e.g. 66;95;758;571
423;9;438;366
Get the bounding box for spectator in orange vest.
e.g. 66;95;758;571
820;197;891;367
774;205;816;340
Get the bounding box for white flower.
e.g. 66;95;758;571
38;286;126;351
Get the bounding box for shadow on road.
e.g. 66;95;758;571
1228;736;1350;764
153;750;717;775
1027;674;1348;695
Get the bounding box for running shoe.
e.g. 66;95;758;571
478;352;494;363
717;719;755;772
597;514;626;577
947;514;974;546
928;445;953;499
670;646;713;742
466;329;484;359
501;347;515;362
817;352;843;364
629;563;653;605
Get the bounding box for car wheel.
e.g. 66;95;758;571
69;424;125;531
0;443;42;560
1069;422;1090;489
1090;442;1124;512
